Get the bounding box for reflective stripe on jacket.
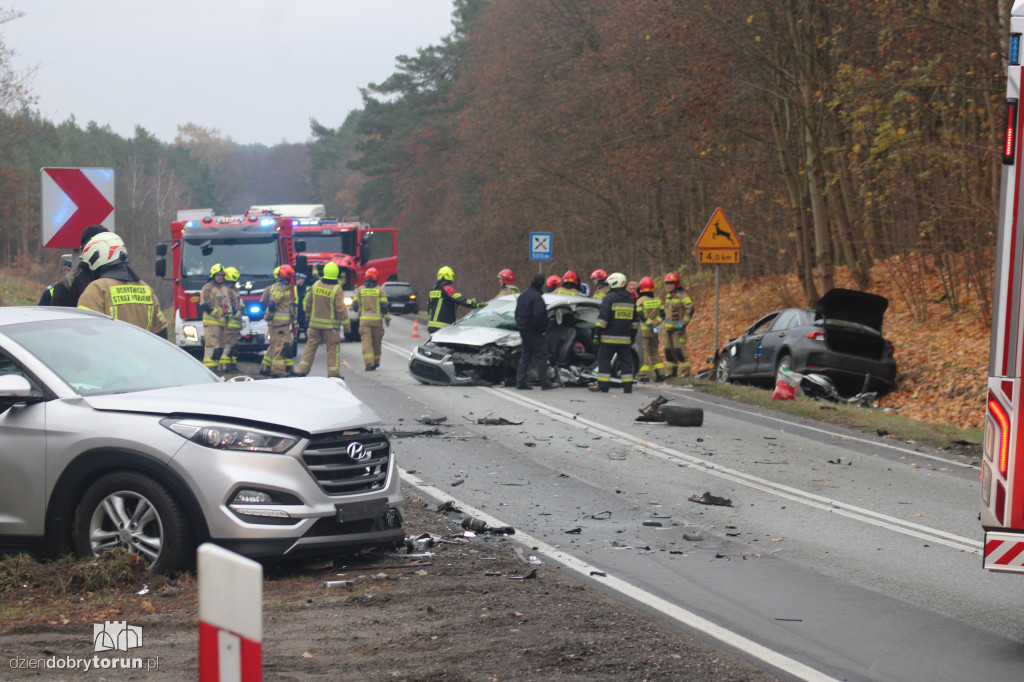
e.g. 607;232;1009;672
595;288;639;344
78;278;167;334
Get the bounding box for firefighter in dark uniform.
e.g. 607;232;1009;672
38;254;73;305
590;272;639;393
496;268;519;298
662;272;695;377
635;276;666;382
77;233;168;337
428;266;481;334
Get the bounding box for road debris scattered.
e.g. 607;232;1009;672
416;415;448;425
689;491;733;507
509;568;538;581
635;396;670;424
466;416;523;425
460;517;515;535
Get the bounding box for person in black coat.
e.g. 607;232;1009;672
514;273;555;390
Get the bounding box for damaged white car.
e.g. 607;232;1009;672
408;294;639;387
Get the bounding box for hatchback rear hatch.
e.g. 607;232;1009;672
815;288;889;357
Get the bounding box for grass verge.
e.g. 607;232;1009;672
680;377;983;458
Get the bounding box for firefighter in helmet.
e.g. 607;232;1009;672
554;270;582;295
199;263;232;371
261;264;297;377
297;260;351;378
428;266;481;334
590;269;610;299
496;269;519;298
220;266;244;373
635;276;666;382
662;272;695;377
354;267;390;370
77;232;168;337
544;275;562;293
590;272;639;393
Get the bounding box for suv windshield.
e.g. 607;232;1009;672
5;318;217;396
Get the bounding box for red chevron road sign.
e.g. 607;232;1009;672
40;167;115;248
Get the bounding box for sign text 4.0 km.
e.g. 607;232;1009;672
698;250;739;264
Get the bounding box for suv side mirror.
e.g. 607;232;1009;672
0;375;43;414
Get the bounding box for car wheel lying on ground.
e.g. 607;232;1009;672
713;288;897;396
0;307;403;572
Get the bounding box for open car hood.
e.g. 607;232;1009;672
82;377;379;434
815;288;889;333
428;325;519;348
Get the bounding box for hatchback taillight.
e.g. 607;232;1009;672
805;331;825;341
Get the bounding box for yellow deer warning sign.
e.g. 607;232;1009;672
696;208;740;264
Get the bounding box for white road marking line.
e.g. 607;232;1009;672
400;469;841;682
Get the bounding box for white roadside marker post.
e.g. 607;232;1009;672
198;543;263;681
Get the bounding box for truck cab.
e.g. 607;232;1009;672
155;212;300;356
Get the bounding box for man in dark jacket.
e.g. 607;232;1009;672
48;224;108;307
514;273;555;390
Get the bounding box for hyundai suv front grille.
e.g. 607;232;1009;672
301;429;391;495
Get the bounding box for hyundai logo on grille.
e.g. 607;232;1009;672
347;442;369;461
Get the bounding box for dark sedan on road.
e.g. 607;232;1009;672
383;281;419;314
713;288;897;395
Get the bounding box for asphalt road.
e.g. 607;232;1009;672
297;315;1024;681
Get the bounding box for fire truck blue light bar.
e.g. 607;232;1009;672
1004;98;1018;165
1011;34;1021;65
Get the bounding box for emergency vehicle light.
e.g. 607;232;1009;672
184;220;198;229
259;217;277;227
249;304;262;315
1004;99;1018;165
1012;34;1021;66
988;397;1010;475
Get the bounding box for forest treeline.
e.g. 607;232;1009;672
0;1;1010;318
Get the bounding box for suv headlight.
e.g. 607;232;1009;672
160;418;298;453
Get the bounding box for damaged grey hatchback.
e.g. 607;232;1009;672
0;307;403;572
713;288;897;395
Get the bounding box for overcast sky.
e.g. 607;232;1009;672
5;1;457;146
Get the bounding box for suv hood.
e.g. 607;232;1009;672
82;377;379;433
430;325;519;347
815;288;889;333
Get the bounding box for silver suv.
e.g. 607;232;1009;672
0;307;403;572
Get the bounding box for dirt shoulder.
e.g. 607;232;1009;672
0;489;776;681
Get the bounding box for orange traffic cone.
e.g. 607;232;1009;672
411;319;421;338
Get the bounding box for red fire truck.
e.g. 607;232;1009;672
250;205;398;340
983;4;1024;572
155;211;303;357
